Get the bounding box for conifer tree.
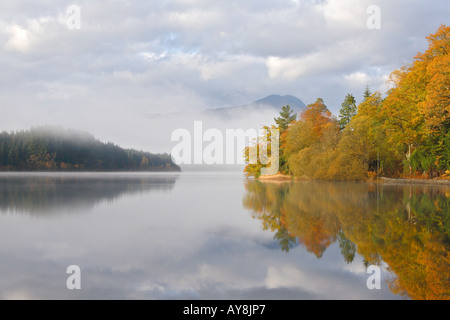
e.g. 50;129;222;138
338;94;357;130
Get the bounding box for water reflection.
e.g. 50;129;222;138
0;173;179;215
243;180;450;300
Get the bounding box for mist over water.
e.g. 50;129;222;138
0;172;447;300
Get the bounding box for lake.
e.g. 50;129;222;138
0;172;448;300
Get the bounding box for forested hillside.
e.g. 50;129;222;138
0;127;180;172
245;25;449;180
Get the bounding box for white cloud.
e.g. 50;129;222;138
3;16;68;53
344;72;371;86
168;9;223;30
265;265;310;290
266;37;372;81
5;25;30;52
316;0;369;28
198;54;265;81
264;262;383;299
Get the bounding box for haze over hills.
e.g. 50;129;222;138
0;95;306;173
143;94;308;172
254;94;307;111
137;94;309;166
202;94;306;118
9;95;308;172
148;94;306;119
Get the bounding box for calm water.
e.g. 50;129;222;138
0;172;448;300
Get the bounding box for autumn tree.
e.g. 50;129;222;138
244;125;278;178
382;25;450;176
335;116;376;179
417;25;450;133
285;98;334;156
285;98;340;179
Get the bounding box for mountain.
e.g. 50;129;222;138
202;94;306;117
147;94;306;119
252;94;306;111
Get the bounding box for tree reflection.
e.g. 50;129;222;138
0;173;179;215
243;180;450;300
242;181;296;252
338;231;356;264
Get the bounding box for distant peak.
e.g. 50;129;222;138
253;94;306;111
259;94;295;99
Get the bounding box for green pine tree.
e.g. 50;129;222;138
274;105;297;175
274;105;297;133
363;85;372;101
338;94;357;130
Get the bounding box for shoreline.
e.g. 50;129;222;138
255;174;450;186
258;173;293;181
379;177;450;186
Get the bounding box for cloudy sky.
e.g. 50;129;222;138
0;0;448;151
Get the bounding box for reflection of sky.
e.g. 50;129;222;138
0;173;398;300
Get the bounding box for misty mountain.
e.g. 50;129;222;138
147;94;306;120
201;94;306;119
141;94;307;161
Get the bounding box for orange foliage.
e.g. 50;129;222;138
298;98;333;139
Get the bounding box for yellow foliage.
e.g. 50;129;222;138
367;171;377;179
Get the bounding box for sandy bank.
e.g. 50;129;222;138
257;173;293;182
